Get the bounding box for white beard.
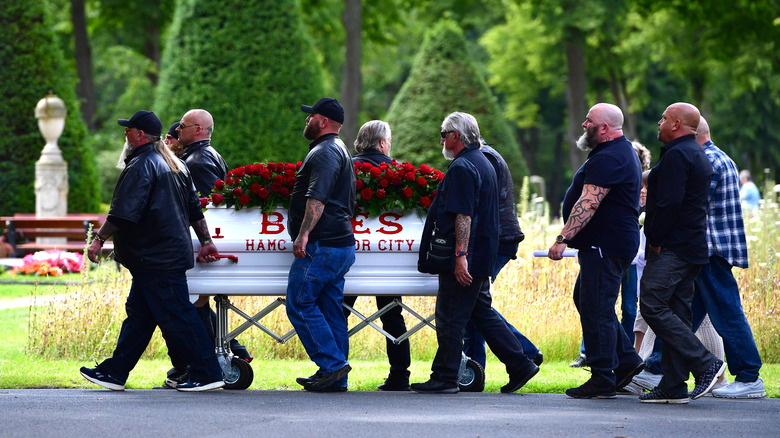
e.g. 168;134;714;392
575;131;595;152
116;139;134;169
442;145;455;161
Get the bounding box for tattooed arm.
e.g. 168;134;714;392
454;213;473;286
548;184;610;260
191;217;219;262
293;198;325;258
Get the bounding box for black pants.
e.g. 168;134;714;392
343;295;411;377
430;273;531;385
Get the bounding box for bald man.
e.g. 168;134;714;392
548;103;644;399
177;109;229;196
639;103;721;404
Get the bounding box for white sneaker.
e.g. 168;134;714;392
712;378;767;399
705;378;728;397
619;382;645;395
632;370;662;391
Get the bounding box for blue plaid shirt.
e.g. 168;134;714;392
702;141;749;268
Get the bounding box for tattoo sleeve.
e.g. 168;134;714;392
299;198;325;237
191;218;211;242
455;214;471;252
561;184;610;240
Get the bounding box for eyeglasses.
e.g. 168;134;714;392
124;127;138;133
178;122;201;130
440;130;454;138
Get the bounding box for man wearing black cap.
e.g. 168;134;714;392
176;109;229;196
287;97;357;392
79;110;225;392
164;122;183;157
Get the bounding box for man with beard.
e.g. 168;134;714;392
638;103;721;404
548;103;644;399
412;112;538;394
287;98;356;392
80;110;224;392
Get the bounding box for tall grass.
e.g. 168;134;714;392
28;181;780;364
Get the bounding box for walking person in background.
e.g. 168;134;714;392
412;112;538;394
548;103;644;399
287;98;356;392
344;120;412;391
639;102;723;404
79;110;224;392
738;170;761;210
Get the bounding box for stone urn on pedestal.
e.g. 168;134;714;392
34;92;69;246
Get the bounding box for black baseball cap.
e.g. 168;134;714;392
301;97;344;124
118;110;163;137
167;122;181;139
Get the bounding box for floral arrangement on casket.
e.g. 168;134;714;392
10;249;84;276
203;160;445;216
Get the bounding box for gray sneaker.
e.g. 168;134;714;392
712;378;767;399
632;370;662;391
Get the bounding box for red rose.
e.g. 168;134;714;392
403;162;415;172
225;177;234;186
419;164;432;175
233;177;241;186
251;183;262;194
370;167;382;179
416;176;427;187
436;171;445;181
258;187;269;199
419;196;432;207
233;167;245;177
356;179;365;190
286;176;296;186
211;193;223;206
260;170;271;180
431;190;437;199
214;179;225;190
361;187;374;200
285;169;296;177
361;162;373;173
280;187;290;197
286;163;296;170
405;172;416;182
392;176;402;185
273;174;285;184
270;182;282;192
402;187;413;198
232;187;242;196
267;162;277;172
239;194;250;205
296;161;302;170
379;179;389;188
376;189;386;199
199;197;209;209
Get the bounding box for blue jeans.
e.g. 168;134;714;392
573;249;640;384
431;273;531;385
99;271;222;384
463;254;539;368
286;241;355;386
692;255;762;382
640;249;716;394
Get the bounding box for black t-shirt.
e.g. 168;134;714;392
561;136;641;258
421;144;498;277
288;133;356;247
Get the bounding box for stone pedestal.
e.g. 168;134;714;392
34;94;68;246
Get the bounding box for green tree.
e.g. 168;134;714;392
0;0;100;216
153;0;326;167
386;20;528;185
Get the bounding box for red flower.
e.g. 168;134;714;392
356;179;365;190
416;176;427;187
370;167;382;179
419;164;433;175
273;174;285;184
270;182;282;193
296;161;303;170
419;196;432;207
199;197;209;209
258;187;269;199
361;162;373;173
267;162;278;172
361;187;374;200
285;169;296;177
376;189;386;199
232;187;242;196
260;170;271;180
402;162;415;172
405;171;416;182
392;176;402;185
379;179;389;188
239;194;251;205
251;183;262;194
233;167;245;177
285;176;296;187
233;177;241;186
225;177;234;186
286;163;297;170
402;187;413;198
280;187;290;197
211;193;223;206
214;179;225;190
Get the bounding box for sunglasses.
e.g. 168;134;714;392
440;130;454;138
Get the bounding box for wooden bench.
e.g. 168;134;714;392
1;214;113;255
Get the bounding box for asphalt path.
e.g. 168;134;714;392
1;389;777;437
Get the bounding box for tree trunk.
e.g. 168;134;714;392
565;37;588;172
144;23;161;86
340;0;362;151
70;0;96;130
608;68;636;140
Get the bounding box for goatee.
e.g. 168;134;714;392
442;145;455;161
576;125;599;152
116;139;134;169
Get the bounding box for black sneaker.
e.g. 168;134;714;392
639;388;690;404
306;384;348;393
377;375;411;391
303;365;351;391
175;379;225;392
531;353;544;367
80;366;125;391
501;364;539;393
164;367;189;388
615;361;645;389
296;371;324;387
690;359;727;400
569;355;588;368
410;379;459;394
565;376;616;399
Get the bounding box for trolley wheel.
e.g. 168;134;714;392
223;357;254;390
458;358;485;392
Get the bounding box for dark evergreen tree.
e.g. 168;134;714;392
154;0;326;167
386;20;528;183
0;0;100;216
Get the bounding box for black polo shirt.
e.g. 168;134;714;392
645;134;713;264
423;144;498;277
288;133;356;247
561;136;641;258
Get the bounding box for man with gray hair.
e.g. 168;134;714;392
549;103;644;399
412;112;538;394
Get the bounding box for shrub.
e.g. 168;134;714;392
0;0;100;215
386;20;528;190
153;0;326;168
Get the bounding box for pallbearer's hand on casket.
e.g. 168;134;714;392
196;242;219;263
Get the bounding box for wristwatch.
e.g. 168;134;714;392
455;250;468;257
556;234;567;244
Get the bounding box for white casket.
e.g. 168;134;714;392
187;206;438;297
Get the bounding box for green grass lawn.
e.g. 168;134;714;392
0;272;83;300
1;300;778;396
